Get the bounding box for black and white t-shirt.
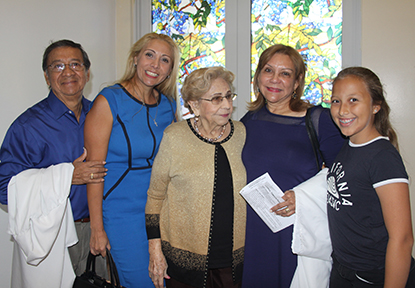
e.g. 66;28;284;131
327;136;408;271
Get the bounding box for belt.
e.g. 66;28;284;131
75;217;90;223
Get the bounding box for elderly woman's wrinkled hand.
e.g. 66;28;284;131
149;239;170;288
270;190;296;217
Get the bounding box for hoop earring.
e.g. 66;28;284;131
134;63;137;68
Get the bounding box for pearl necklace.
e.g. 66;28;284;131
193;118;226;142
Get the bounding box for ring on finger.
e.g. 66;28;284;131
285;207;290;213
90;173;94;180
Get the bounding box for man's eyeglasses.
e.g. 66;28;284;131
48;62;85;72
200;93;237;105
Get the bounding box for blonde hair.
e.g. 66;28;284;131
119;33;180;100
249;44;311;112
181;66;235;114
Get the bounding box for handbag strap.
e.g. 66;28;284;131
106;249;122;288
85;251;96;273
85;250;122;288
305;106;326;171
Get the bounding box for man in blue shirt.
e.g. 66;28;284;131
0;39;107;277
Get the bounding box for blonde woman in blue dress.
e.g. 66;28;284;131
84;33;180;288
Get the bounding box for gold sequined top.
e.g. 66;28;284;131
145;119;247;287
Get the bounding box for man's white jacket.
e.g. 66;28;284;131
7;163;78;288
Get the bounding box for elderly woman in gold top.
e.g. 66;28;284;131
145;66;246;288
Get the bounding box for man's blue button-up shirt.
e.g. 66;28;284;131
0;91;90;220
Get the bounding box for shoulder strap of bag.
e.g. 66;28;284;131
305;106;326;171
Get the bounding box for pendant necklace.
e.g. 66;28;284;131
132;85;159;127
193;118;226;142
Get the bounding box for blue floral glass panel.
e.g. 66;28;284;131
152;0;226;117
251;0;342;107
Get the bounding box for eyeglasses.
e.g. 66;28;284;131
47;62;85;72
200;93;237;105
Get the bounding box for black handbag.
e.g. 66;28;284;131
73;249;124;288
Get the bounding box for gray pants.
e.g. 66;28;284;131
68;221;108;278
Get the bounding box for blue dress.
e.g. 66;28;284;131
98;84;176;288
240;106;344;288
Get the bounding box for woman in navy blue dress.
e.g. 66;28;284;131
241;44;344;288
84;33;180;288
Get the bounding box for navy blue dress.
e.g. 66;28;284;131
97;84;176;288
241;106;344;288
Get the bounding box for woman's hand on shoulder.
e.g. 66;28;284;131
148;239;170;288
270;190;296;217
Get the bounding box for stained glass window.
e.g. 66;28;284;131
251;0;342;107
151;0;342;113
152;0;225;117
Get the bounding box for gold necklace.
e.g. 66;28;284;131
132;84;159;127
193;118;226;142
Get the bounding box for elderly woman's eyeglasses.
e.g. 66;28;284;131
48;62;85;73
200;93;237;105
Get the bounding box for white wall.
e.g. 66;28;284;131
1;1;415;287
361;0;415;254
0;1;116;287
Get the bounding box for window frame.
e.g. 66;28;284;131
135;0;361;120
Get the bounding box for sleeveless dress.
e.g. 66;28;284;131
98;84;176;288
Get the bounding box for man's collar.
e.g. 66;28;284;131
46;90;89;120
81;96;91;114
